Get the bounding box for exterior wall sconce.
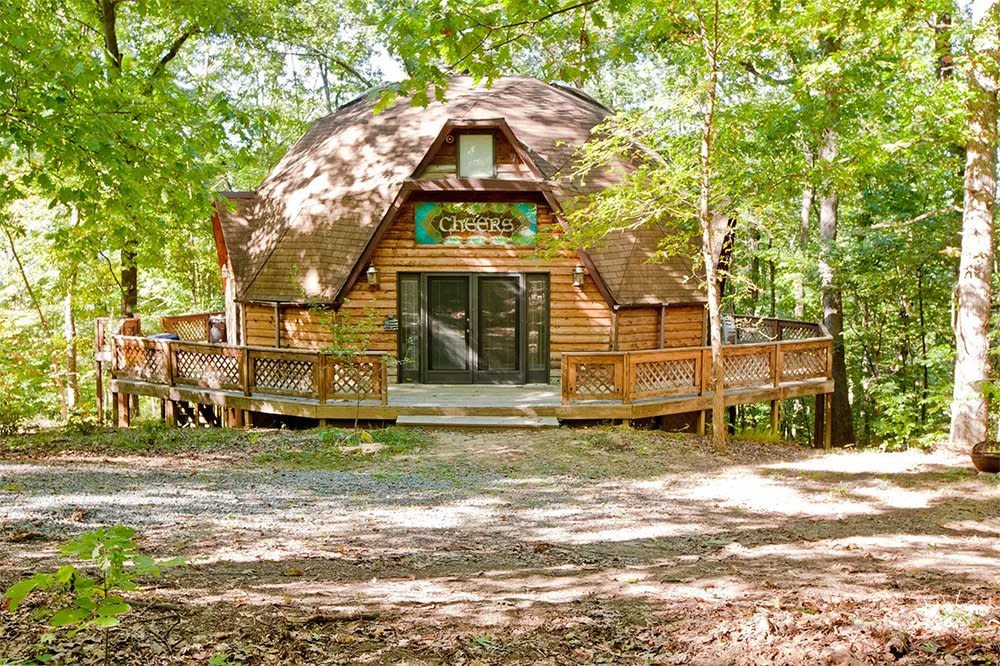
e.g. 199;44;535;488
366;265;379;287
572;265;585;288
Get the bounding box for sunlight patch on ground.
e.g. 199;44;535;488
672;470;873;516
760;449;959;475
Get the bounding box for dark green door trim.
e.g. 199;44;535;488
397;272;550;385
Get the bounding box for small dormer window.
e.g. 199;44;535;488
457;133;495;178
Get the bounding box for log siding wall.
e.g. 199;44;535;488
243;199;614;370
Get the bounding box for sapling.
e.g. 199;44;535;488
2;525;185;665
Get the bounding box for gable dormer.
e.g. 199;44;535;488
413;119;541;181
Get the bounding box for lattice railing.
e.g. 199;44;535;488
174;344;242;390
780;344;829;382
251;352;317;398
562;329;831;405
562;355;625;402
722;349;773;388
730;316;823;344
161;312;222;341
628;350;701;401
108;335;389;404
114;338;167;383
328;354;388;402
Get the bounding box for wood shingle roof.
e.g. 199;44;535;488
215;76;705;306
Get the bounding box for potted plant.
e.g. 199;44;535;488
971;441;1000;473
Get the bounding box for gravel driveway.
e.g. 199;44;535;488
2;428;1000;664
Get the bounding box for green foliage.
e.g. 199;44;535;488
254;426;431;470
1;526;185;635
208;652;245;666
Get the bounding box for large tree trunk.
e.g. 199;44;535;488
948;50;997;454
817;128;855;446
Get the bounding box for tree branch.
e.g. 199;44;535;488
741;60;794;85
2;222;53;338
152;27;200;78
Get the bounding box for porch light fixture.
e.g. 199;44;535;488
366;265;379;287
573;265;585;288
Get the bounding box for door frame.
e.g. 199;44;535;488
399;272;549;385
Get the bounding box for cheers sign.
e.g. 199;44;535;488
415;202;537;247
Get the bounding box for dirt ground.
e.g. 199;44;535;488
1;426;999;665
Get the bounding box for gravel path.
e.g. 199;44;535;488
2;431;1000;664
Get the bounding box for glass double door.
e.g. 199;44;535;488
398;273;549;384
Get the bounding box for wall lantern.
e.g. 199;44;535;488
366;265;379;287
572;265;585;288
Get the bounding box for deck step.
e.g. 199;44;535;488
395;415;560;429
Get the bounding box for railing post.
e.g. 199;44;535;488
315;354;327;404
772;343;781;388
163;341;175;386
561;357;573;404
240;348;252;396
380;355;388;405
621;353;632;404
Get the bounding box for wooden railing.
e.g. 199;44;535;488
110;336;389;404
94;317;142;362
729;316;825;344
160;312;224;341
561;335;832;405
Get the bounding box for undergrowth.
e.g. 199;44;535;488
252;427;433;470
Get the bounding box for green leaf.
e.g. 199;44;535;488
3;573;52;612
93;615;121;629
50;606;89;628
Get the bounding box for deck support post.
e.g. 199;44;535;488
164;400;177;427
95;361;104;425
770;400;779;436
196;403;213;427
115;391;131;427
823;393;832;450
814;393;833;449
223;407;242;428
696;410;706;436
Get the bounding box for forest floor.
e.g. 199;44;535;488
1;424;1000;665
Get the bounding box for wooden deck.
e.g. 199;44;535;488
96;314;834;443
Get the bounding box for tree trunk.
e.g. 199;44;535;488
948;49;997;454
63;270;79;419
817;128;855;446
121;241;138;316
697;2;726;452
794;171;813;319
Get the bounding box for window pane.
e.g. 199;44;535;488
459;134;494;178
398;274;420;381
526;274;549;372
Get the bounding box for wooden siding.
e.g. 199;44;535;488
244;198;614;368
418;130;533;179
612;304;706;351
663;304;706;347
615;308;660;351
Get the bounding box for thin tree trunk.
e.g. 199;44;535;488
948;46;997;454
121;241;138;316
817;128;855;446
794;171;813;319
748;228;761;314
64;269;79;419
2;221;65;411
768;237;776;318
696;0;726;452
917;271;928;425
